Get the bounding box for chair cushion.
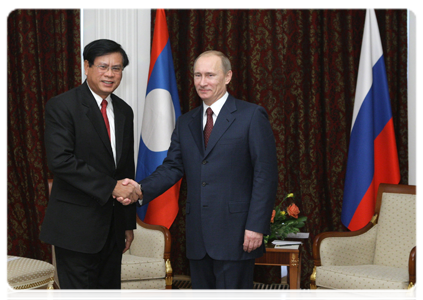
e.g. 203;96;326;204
316;264;409;289
4;255;54;294
373;193;416;268
121;254;165;281
121;279;166;289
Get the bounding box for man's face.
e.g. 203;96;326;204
84;52;124;99
193;54;232;106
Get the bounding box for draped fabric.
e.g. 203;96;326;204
161;9;408;288
7;10;81;262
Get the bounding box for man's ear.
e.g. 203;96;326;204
84;60;89;76
225;70;233;85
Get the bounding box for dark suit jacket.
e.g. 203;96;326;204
140;95;278;260
40;81;136;254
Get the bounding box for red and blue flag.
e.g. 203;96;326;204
136;9;181;229
341;9;400;231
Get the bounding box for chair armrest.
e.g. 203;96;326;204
313;222;377;267
409;246;416;286
129;217;171;260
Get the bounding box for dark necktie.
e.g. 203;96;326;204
101;99;110;139
204;107;213;148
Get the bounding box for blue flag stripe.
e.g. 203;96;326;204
341;55;392;226
146;41;181;119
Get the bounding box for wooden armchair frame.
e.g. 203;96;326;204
310;183;416;289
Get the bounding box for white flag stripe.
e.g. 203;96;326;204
351;9;384;130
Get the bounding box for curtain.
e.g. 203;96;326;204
7;9;81;262
161;9;408;288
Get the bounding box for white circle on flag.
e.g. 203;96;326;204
142;89;176;152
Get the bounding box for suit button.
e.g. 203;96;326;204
202;182;207;186
202;160;208;165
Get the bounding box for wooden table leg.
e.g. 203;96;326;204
289;252;300;289
297;252;302;288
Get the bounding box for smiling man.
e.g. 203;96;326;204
125;50;278;289
40;39;141;289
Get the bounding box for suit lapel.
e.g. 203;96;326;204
188;107;204;156
204;95;237;158
80;82;114;162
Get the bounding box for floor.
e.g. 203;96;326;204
5;275;311;300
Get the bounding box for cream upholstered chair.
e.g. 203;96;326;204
121;217;173;300
47;179;173;289
311;183;416;289
4;255;54;300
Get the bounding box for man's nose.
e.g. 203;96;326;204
104;67;114;76
199;76;207;86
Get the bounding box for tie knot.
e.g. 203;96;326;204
101;99;108;108
206;107;213;116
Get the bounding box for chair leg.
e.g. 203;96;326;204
165;259;173;289
310;266;317;289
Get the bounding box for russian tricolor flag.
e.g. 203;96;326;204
135;9;181;229
341;9;400;231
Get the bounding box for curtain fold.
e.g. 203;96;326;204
162;9;408;288
7;9;81;262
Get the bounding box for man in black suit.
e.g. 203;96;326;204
123;50;278;289
40;39;141;289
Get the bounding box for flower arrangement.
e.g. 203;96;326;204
264;193;307;244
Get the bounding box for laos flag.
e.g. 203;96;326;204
341;9;400;231
135;9;181;229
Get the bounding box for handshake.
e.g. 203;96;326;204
112;178;143;206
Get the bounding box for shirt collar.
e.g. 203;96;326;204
86;82;112;109
203;92;229;116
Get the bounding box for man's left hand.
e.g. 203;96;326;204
123;230;134;253
243;230;263;253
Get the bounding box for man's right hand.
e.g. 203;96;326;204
113;179;142;205
112;179;139;205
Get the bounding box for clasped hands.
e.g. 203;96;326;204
112;179;142;205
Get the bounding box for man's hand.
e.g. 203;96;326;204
123;230;134;254
243;230;263;253
115;178;142;205
112;179;139;205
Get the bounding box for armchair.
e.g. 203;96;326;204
47;179;173;289
121;217;173;300
311;183;416;289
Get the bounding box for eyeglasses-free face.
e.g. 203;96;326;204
193;54;232;106
84;52;124;99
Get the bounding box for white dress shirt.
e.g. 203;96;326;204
202;92;229;129
87;85;116;165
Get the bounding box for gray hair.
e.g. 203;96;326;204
193;50;232;74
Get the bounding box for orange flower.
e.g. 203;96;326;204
270;210;276;223
287;203;300;219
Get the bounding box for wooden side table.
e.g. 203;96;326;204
4;255;54;300
255;244;301;289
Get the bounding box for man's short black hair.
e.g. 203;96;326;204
83;39;129;68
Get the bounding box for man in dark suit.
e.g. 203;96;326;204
125;50;278;289
40;39;141;289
